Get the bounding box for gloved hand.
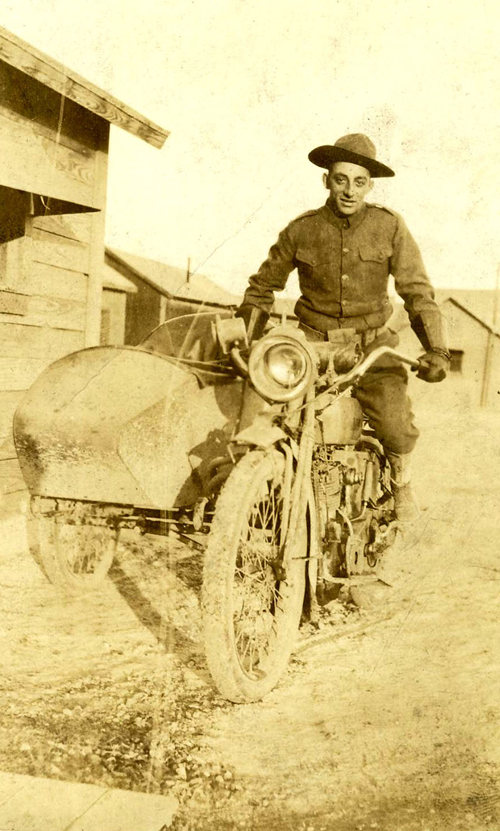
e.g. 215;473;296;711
414;350;450;383
235;304;269;342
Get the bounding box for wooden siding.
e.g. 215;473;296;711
0;322;83;360
31;227;90;274
0;296;87;331
32;213;93;241
0;221;91;332
0;26;166;513
0;391;22;437
0;62;106;208
0;459;25;499
0;212;90;511
22;263;88;302
0;112;96;207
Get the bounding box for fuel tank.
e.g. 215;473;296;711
315;397;363;445
14;345;243;509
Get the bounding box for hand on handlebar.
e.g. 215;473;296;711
412;350;450;383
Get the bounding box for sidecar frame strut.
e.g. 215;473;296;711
30;496;214;546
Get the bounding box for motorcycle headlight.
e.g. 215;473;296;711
248;331;315;402
265;345;307;388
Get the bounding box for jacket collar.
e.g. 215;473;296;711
321;199;368;230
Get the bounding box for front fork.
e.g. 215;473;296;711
275;391;322;607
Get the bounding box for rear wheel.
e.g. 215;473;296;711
201;449;306;702
27;512;118;594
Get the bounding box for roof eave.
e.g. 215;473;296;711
105;248;173;297
0;26;169;148
442;296;499;336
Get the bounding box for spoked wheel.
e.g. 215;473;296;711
201;449;306;702
27;512;118;594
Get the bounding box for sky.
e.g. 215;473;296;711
2;0;499;300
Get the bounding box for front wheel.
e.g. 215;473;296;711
201;449;306;702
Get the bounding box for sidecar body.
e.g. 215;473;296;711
14;312;244;511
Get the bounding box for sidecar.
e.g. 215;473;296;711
13;311;252;592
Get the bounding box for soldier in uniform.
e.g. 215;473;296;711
236;133;450;521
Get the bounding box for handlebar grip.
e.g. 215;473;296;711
229;346;249;377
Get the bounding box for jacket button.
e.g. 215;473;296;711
341;274;349;281
342;247;349;254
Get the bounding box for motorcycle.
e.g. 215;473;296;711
13;310;419;702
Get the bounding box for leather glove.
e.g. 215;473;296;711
414;349;450;383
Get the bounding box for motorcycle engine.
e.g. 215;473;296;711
312;445;366;517
313;442;395;591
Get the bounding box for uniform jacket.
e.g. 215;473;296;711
241;199;440;333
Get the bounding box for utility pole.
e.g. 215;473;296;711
186;257;191;284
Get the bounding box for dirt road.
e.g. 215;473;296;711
0;407;498;830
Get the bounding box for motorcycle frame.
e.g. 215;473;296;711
220;342;420;607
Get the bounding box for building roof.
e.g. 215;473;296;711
0;26;168;148
435;289;497;328
390;288;498;335
102;263;138;294
441;296;499;336
106;248;241;307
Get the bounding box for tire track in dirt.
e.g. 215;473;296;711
0;410;498;830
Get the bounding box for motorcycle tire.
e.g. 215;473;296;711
201;449;306;703
26;512;118;595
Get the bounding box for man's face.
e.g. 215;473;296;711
324;161;373;215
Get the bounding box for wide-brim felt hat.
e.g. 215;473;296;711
308;133;395;178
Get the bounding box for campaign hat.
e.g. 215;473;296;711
308;133;395;178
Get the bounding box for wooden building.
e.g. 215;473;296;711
0;26;168;514
101;265;137;346
393;289;500;410
105;248;302;345
105;248;241;345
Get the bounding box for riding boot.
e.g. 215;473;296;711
387;452;420;523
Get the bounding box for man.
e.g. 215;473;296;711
236;133;450;522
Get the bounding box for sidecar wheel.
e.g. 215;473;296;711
201;449;306;703
27;513;118;595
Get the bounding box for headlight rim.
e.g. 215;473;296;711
264;343;308;388
248;331;315;402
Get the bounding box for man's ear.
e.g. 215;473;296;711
322;171;329;189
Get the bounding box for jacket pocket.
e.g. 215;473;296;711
358;243;391;263
295;247;337;295
295;247;333;267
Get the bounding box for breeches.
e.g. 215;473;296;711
353;363;419;455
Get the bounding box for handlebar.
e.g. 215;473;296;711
330;346;420;389
310;346;421;410
227;340;421;402
229;346;249;377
